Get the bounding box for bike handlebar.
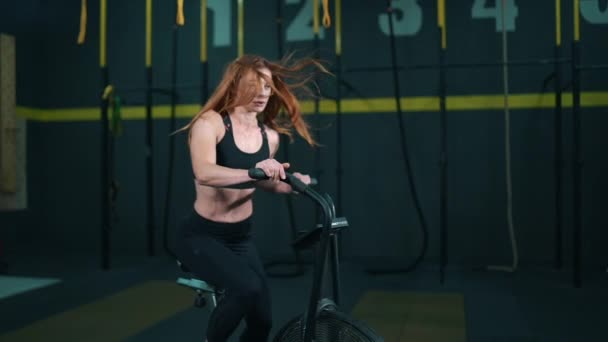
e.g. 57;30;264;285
247;168;318;189
248;167;331;225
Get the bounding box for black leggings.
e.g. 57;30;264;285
175;211;271;342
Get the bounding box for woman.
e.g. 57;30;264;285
176;54;327;342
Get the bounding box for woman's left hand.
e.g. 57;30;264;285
292;172;311;185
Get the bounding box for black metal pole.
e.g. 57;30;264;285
335;57;343;216
201;61;209;105
343;58;572;73
554;44;563;270
262;0;306;278
330;233;341;306
303;206;333;342
571;39;582;288
365;0;428;275
101;66;111;270
276;0;284;58
438;28;448;284
145;65;155;257
387;0;405;158
277;0;296;248
162;24;179;259
201;0;209;106
314;25;322;221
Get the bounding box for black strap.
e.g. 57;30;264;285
222;114;232;131
258;120;267;138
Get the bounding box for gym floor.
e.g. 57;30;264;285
0;250;607;342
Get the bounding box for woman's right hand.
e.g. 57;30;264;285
254;159;290;182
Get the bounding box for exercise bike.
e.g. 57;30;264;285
176;169;383;342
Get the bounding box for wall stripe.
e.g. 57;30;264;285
16;92;608;122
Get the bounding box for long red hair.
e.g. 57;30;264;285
180;54;329;146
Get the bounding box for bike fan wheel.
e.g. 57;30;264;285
273;310;383;342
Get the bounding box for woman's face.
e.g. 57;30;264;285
241;67;273;113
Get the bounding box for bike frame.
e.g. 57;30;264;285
284;173;341;342
249;169;343;342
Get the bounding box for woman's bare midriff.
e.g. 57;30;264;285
193;181;255;223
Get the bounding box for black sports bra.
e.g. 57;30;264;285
216;114;270;189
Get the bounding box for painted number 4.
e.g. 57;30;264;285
472;0;519;32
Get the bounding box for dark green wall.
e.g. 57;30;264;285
2;1;607;273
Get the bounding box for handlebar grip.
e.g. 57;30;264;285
248;168;267;180
284;173;309;193
248;168;311;193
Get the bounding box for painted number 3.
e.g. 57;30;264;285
378;0;423;37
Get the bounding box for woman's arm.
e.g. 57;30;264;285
190;111;252;187
255;128;311;194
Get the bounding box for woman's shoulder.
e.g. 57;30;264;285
194;110;223;127
191;110;224;136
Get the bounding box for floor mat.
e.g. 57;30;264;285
351;291;467;342
0;275;60;300
0;280;194;342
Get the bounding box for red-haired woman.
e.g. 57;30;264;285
176;54;326;342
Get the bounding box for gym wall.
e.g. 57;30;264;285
1;0;607;270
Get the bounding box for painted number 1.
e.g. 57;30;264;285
208;0;231;47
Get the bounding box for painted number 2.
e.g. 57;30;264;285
286;0;326;41
472;0;519;32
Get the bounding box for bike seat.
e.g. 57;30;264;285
175;260;221;295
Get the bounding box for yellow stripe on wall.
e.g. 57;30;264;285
16;92;608;122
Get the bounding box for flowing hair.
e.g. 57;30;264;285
178;53;329;146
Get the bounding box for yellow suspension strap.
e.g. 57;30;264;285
322;0;331;28
101;85;123;137
201;0;207;64
200;0;209;104
437;0;446;49
176;0;185;26
77;0;87;44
